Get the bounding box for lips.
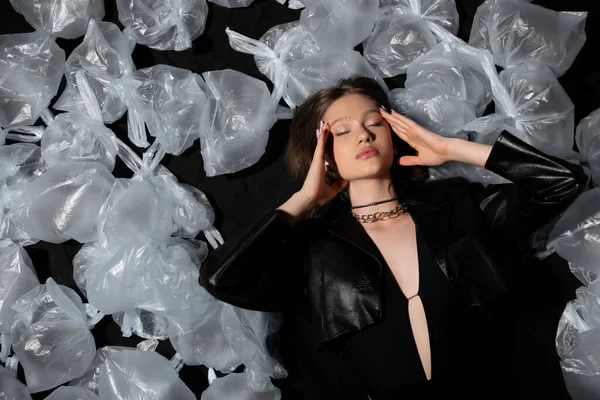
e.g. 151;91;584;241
356;146;379;159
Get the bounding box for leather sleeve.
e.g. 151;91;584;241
198;208;308;312
468;130;588;245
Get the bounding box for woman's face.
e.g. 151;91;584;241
322;93;394;182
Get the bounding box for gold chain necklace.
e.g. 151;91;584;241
351;203;408;223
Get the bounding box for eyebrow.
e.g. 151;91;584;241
329;108;381;127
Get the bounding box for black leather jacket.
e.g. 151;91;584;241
198;131;587;397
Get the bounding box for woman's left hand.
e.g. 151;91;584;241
380;108;451;167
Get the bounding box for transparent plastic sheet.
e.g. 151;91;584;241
208;0;255;7
363;0;459;77
8;0;104;39
0;240;38;362
54;20;136;124
116;0;208;51
169;300;242;373
8;161;115;244
575;108;600;188
111;309;170;340
44;386;100;400
427;161;509;185
226;22;321;109
9;278;97;393
299;0;379;50
113;65;208;154
468;0;587;77
556;280;600;399
199;69;278;176
220;305;287;391
201;372;282;400
0;365;32;400
0;31;65;127
463;63;575;155
0;126;44;146
546;188;600;283
41;112;119;171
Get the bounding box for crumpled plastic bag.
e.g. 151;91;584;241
299;0;379;50
113;65;208;154
116;0;208;51
73;231;209;337
41;112;119;171
0;31;65;127
199;69;278;176
274;0;304;9
169;299;242;373
0;239;39;362
44;387;99;400
72;346;196;399
54;20;136;124
427;161;509;185
546;188;600;284
8;0;104;39
8;161;115;244
220;304;287;391
9;278;97;393
0;144;46;245
389;41;493;136
469;0;587;77
363;0;460;77
0;365;32;400
226;22;321;109
556;280;600;400
201;372;281;400
575;108;600;188
463;63;575;155
209;0;255;7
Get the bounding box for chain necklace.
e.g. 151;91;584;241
351;203;408;223
350;197;398;209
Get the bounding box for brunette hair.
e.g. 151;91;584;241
285;76;429;195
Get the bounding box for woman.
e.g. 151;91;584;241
199;77;587;399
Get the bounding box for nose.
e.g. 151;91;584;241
357;126;375;144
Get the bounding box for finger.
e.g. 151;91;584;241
398;155;421;166
391;110;415;126
313;121;329;161
382;113;409;131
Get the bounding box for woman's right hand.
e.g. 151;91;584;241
276;121;348;227
299;121;348;208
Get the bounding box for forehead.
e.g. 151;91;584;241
323;93;377;122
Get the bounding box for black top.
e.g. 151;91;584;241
343;226;508;399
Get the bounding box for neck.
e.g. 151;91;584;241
348;176;400;213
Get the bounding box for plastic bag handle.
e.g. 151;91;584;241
3;125;44;143
75;69;104;122
0;333;12;363
45;278;88;325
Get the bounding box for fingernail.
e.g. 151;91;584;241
325;160;330;167
380;105;388;112
316;128;321;138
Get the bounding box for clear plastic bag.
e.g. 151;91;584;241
41;112;119;171
9;278;97;393
468;0;587;77
94;347;196;399
363;0;459;77
113;65;208;154
54;20;136;124
169;300;242;373
199;69;278;176
299;0;379;50
208;0;255;7
463;63;575;155
226;22;321;109
427;161;509;185
44;387;99;400
8;161;115;244
0;365;32;400
0;239;38;362
556;280;600;400
201;372;282;400
220;305;287;391
575;108;600;188
0;31;65;127
8;0;104;39
116;0;208;51
546;188;600;283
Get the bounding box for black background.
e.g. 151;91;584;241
1;0;599;398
